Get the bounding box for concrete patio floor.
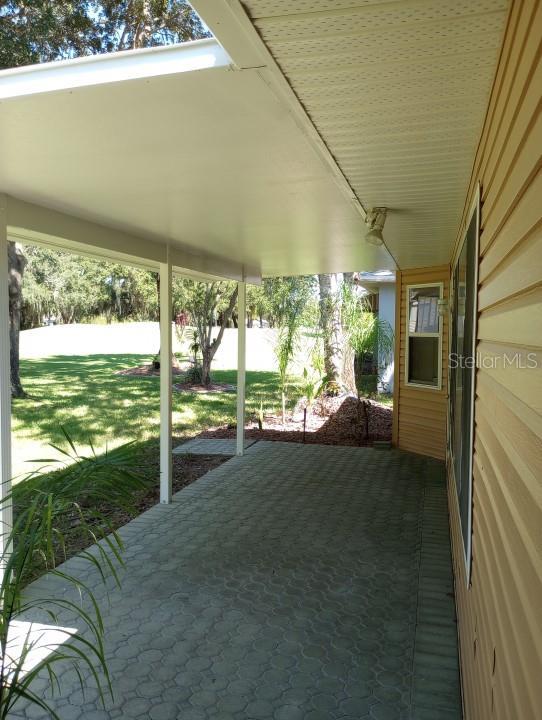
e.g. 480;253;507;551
11;442;461;719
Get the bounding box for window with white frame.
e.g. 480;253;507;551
405;284;443;389
449;188;480;583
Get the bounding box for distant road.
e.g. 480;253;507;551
19;322;283;371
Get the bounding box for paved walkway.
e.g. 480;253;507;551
173;438;258;455
11;443;461;719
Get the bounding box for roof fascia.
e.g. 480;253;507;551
0;38;231;100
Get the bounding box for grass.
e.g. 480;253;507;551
11;354;299;481
373;393;393;407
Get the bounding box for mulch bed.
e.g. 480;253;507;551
173;382;236;394
135;445;231;510
54;445;230;565
24;442;231;584
117;364;186;377
200;394;392;447
117;364;235;393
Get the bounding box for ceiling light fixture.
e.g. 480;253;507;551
365;207;388;246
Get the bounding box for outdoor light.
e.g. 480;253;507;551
365;207;388;246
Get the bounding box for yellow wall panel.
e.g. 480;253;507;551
446;2;542;718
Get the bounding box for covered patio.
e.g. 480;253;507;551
3;0;534;717
11;442;460;719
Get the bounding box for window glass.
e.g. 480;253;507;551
449;201;478;578
408;286;440;333
408;336;439;385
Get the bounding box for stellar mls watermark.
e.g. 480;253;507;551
449;352;539;369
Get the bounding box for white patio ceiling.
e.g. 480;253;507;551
0;0;509;278
0;37;391;281
193;0;509;269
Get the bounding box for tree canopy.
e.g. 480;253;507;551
0;1;208;69
19;245;318;335
21;246;161;327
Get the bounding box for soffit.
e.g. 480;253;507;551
241;0;509;268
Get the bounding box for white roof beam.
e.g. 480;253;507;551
6;196;252;282
7;196;164;266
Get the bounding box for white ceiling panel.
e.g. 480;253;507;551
0;40;392;278
241;0;509;268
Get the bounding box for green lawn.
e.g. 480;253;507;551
12;354;291;481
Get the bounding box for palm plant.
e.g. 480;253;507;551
0;431;148;719
270;277;314;423
341;283;394;397
256;395;265;431
299;363;328;442
300;365;327;410
276;324;298;425
188;328;201;368
183;328;203;383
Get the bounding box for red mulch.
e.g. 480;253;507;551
117;364;186;377
200;394;392;447
117;365;235;393
173;382;236;394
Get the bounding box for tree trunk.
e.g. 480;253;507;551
199;286;238;387
133;0;153;48
318;274;342;389
8;242;27;398
341;272;357;393
201;351;212;386
342;343;357;394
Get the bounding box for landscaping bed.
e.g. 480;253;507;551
173;381;236;393
116;363;186;376
200;393;392;447
19;442;231;582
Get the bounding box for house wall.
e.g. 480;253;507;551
392;265;449;460
447;1;542;718
378;284;395;393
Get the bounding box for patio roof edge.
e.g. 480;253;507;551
0;38;231;101
6;195;257;283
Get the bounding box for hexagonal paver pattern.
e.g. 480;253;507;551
172;438;257;455
9;442;461;719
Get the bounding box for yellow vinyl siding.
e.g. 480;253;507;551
448;1;542;719
393;265;449;460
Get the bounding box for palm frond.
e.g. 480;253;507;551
0;431;148;717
